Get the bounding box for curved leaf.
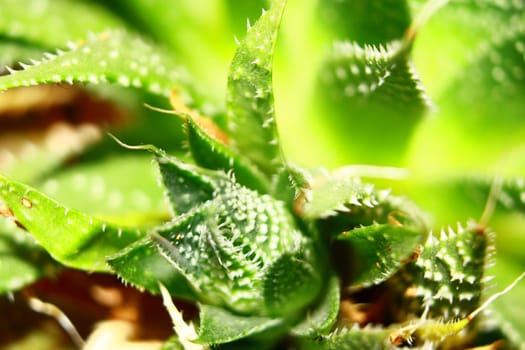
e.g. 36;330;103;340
0;174;143;271
107;237;196;299
335;223;423;287
316;40;430;164
0;30;194;100
226;0;286;176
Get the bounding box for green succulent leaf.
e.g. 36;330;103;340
35;154;167;224
107;237;196;299
0;216;58;293
397;222;495;320
316;40;430;164
153;157;320;316
297;174;390;220
196;304;284;345
335;223;423;287
297;326;391;350
0;174;142;271
185;116;270;194
0;0;126;48
0;30;194;101
291;274;340;337
263;249;323;317
156;154;215;215
226;0;286;176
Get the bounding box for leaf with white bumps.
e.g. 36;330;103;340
226;0;286;176
0;30;195;100
0;174;143;271
153;173;320;316
316;40;431;164
397;222;495;320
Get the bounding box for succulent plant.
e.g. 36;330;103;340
1;0;524;349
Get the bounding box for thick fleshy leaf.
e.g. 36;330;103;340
0;216;57;293
0;0;126;47
291;274;340;337
295;170;426;238
317;0;411;45
296;174;390;220
0;30;194;101
196;304;284;345
335;224;422;287
153;157;321;316
185;116;270;194
107;237;196;299
0;175;142;271
262;250;323;317
396;222;495;320
226;0;286;176
316;40;430;164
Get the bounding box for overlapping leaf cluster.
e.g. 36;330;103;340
0;0;524;349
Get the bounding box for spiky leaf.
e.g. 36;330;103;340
316;40;430;164
226;0;286;176
296;174;389;220
335;223;422;287
0;175;142;271
153;158;321;316
0;30;194;100
107;237;196;298
197;304;284;345
397;222;494;320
